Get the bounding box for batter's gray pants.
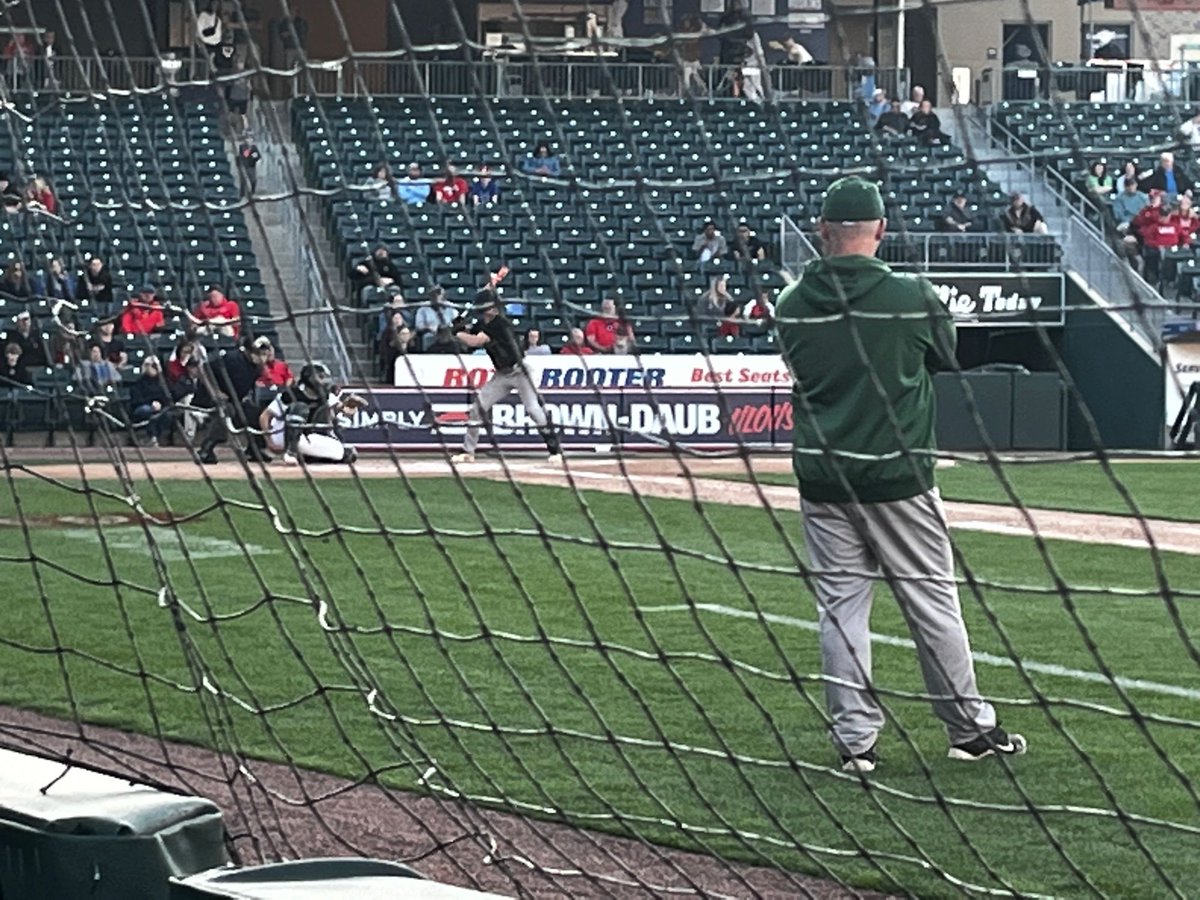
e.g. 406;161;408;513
462;364;551;454
801;489;997;755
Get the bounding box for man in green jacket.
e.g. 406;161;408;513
776;176;1027;773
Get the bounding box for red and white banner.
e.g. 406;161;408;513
393;354;793;391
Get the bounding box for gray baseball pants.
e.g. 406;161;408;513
462;364;552;454
801;489;997;755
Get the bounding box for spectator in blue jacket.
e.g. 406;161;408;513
34;257;76;301
129;355;173;446
397;162;431;205
521;142;560;177
469;164;501;206
1113;175;1150;264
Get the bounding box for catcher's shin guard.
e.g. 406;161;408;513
284;402;309;457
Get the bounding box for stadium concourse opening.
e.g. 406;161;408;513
0;0;1199;897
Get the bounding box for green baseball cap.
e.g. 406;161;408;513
821;176;885;222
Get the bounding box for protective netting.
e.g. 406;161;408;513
0;0;1199;897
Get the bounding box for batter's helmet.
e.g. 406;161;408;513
298;362;333;401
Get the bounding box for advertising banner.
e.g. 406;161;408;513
1164;333;1200;442
339;387;793;450
926;273;1065;327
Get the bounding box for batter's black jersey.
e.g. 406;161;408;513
474;313;523;370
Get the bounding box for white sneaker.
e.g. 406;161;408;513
546;453;564;466
282;452;298;466
450;452;475;464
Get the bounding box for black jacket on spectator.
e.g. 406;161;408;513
80;266;114;307
909;110;948;145
10;329;48;369
1139;167;1194;197
130;374;171;409
877;110;909;133
214;347;260;402
354;253;403;292
1;359;31;385
940;203;977;232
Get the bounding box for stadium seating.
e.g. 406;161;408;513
293;97;1042;353
0;89;271;443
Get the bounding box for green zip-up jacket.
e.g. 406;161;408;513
775;254;956;504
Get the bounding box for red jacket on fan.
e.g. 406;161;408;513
118;299;165;335
1173;211;1200;246
1140;212;1185;250
433;175;468;204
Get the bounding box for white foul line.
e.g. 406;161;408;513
639;602;1200;702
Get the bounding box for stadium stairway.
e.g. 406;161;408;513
943;106;1166;350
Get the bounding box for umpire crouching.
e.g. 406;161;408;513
450;286;561;464
775;176;1027;773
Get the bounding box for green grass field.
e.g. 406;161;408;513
3;466;1200;897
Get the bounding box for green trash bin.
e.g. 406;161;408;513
0;747;228;900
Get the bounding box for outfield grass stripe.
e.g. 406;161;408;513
639;603;1200;702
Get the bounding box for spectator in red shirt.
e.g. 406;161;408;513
432;164;468;205
1136;199;1184;288
1174;194;1200;247
561;327;594;355
118;285;166;335
24;177;56;215
252;336;294;388
190;286;241;337
583;298;634;353
167;339;198;384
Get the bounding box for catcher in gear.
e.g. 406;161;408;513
258;362;365;464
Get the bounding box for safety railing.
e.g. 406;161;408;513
779;214;818;279
985;62;1200;104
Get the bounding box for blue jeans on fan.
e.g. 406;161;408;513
133;404;172;441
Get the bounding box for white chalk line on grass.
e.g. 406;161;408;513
639;602;1200;702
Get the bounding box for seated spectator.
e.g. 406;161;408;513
79;255;114;308
397;162;432;206
427;325;460;354
1113;177;1149;262
561;327;594;355
0;172;21;211
354;244;402;302
7;309;47;368
1085;160;1113;200
2;341;30;386
1114;159;1141;195
909;99;948;146
23;177;56;214
93;319;128;367
692;220;727;267
34;257;76;301
129;356;173;447
190;286;241;338
432;164;468;205
1139;151;1193;201
584;298;635;353
521;142;561;177
167;339;199;384
866;88;889;127
118;285;166;335
376;291;412;339
743;289;775;322
1180;112;1200;155
0;261;30;299
76;342;121;394
1175;194;1200;246
413;287;458;350
1137;199;1184;287
380;313;416;380
1001;192;1048;234
940;192;977;232
729;222;767;261
253;336;295;388
523;327;551;355
900;84;924;116
370;163;395;202
875;99;908;137
469;164;501;206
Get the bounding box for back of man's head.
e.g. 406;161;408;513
819;177;886;255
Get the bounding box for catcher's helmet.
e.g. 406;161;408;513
298;362;333;401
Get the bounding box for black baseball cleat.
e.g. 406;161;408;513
949;726;1028;762
841;743;879;774
199;447;218;465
